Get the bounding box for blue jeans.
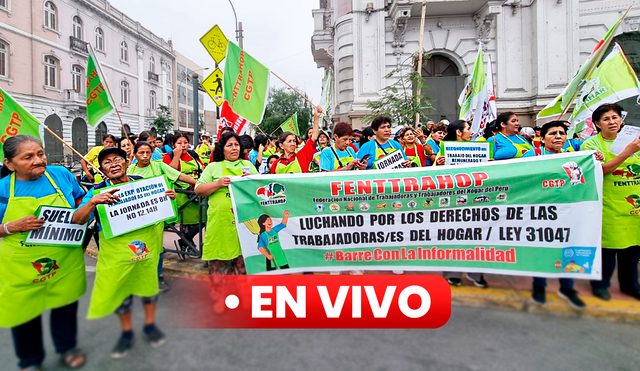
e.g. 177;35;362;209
533;277;574;290
158;252;164;277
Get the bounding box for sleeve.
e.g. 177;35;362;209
579;137;600;152
273;223;286;232
417;144;427;166
257;233;267;248
296;138;317;172
249;150;258;165
162;153;172;165
195;162;217;190
357;141;375;169
348;142;358;153
489;136;508;160
85;146;100;163
160;163;182;183
320;148;336;171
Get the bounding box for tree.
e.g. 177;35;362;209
258;87;312;137
363;53;432;126
150;105;173;135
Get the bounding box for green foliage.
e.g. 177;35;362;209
363;54;432;126
150;105;174;135
259;87;312;137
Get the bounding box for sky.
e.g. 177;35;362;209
108;0;325;111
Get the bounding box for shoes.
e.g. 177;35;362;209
350;270;364;275
144;327;166;348
111;336;133;359
558;288;586;310
329;271;340;275
531;286;546;306
392;270;404;275
447;277;461;286
621;290;640;301
202;261;210;268
158;277;170;292
592;288;611;301
466;274;488;288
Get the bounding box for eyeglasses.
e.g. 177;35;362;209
101;157;125;168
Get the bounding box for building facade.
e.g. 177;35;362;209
0;0;174;164
312;0;640;128
173;51;205;142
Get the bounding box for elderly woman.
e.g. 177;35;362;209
73;147;176;359
488;112;532;160
580;103;640;301
357;116;410;169
320;122;365;172
271;106;323;174
0;136;87;370
399;126;428;167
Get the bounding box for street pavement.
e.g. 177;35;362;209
0;254;639;371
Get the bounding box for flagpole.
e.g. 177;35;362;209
252;124;269;136
43;125;107;179
414;0;427;127
269;71;316;109
88;43;130;136
555;5;631;120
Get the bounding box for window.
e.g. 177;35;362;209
120;81;129;105
149;56;155;73
95;28;104;51
44;56;58;88
167;95;172;109
72;16;83;40
120;41;128;63
178;85;186;104
149;90;157;110
178;108;186;125
0;0;8;11
0;41;7;78
44;1;57;30
166;65;171;82
71;65;83;93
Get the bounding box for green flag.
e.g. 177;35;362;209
280;113;299;135
0;87;42;161
537;11;625;120
458;46;485;121
570;44;640;133
223;42;270;124
86;46;115;126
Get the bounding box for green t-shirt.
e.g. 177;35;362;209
127;161;181;182
196;159;258;189
581;134;640;161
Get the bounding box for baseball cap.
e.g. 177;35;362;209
97;147;128;165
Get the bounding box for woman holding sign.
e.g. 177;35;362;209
128;141;197;292
435;121;489;288
488;112;532;160
270;106;323;174
73;147;176;359
580;103;640;301
356;116;410;169
0;136;88;370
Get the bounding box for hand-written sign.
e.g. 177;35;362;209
24;206;87;247
375;150;405;170
442;141;492;166
95;176;176;239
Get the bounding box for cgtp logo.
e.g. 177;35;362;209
256;182;287;206
128;240;149;262
31;257;59;283
562;162;585;185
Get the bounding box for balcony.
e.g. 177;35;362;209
148;71;159;83
147;108;157;118
69;36;88;54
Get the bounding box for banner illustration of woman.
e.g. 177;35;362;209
243;210;290;271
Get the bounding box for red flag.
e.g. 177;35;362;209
218;100;249;139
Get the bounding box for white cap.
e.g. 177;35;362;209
202;132;211;138
521;127;535;137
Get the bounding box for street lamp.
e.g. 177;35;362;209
227;0;244;48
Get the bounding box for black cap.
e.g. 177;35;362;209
97;147;127;166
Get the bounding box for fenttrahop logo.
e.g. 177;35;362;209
256;182;287;206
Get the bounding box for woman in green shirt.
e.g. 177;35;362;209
581;103;640;301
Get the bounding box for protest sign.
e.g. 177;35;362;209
230;152;603;278
610;125;640;155
374;150;405;170
95;176;176;239
441;141;492;166
24;206;87;248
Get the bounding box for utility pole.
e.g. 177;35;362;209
192;72;200;143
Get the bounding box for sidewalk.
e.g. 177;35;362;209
85;235;640;323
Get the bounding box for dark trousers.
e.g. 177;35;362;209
533;277;574;290
591;246;640;292
11;301;78;369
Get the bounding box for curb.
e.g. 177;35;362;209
85;247;640;323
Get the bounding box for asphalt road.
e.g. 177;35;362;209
0;256;638;371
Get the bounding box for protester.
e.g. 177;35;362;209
580;103;640;301
359;126;375;147
73;147;175;358
264;155;279;175
163;132;204;254
532;126;542;148
488;112;532;159
117;136;134;163
137;131;163;162
310;131;331;172
356;116;409;169
0;136;87;370
81;134;116;183
424;120;435;136
239;135;255;162
162;133;174;153
425;122;447;165
520;127;535;144
319;122;364;172
399;126;428;167
250;134;275;173
270;106;323;174
195;133;213;166
128;141;197;292
479;120;500;141
155;136;165;153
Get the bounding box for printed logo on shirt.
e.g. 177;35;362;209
256;182;287;206
32;257;59;283
612;164;640;179
129;240;149;262
625;194;640;210
561;162;585;185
